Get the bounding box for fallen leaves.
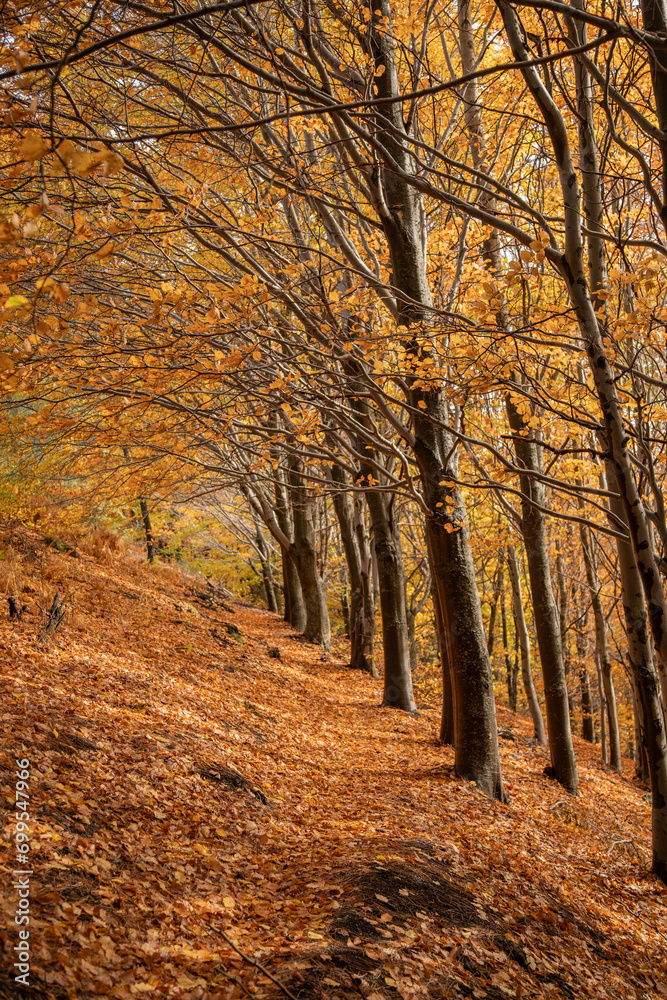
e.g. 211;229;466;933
0;524;665;1000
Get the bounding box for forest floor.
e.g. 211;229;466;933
0;524;666;1000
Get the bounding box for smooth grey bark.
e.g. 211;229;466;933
139;499;155;564
500;576;519;712
580;665;595;744
255;524;278;614
580;521;622;771
366;490;416;711
288;458;331;651
487;558;504;657
343;385;415;705
340;359;414;705
429;535;454;746
596;653;608;765
329;463;377;675
507;545;547;743
272;467;307;632
556;549;575;719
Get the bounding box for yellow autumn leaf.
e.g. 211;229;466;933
19;135;49;161
95;242;116;260
5;294;29;311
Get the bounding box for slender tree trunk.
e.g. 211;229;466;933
288;458;330;650
407;601;418;675
329;462;376;674
267;563;279;613
273;473;307;632
596;653;608;765
556;548;575;719
365;491;416;710
261;560;278;613
500;579;518;711
630;672;650;784
139;499;155;564
580;521;622;771
580;666;595;743
505;398;577;791
487;557;504;656
507;545;547;743
575;598;595;743
255;523;278;613
432;572;454;745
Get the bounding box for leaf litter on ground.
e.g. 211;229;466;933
0;523;666;1000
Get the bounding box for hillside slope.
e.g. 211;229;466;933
0;525;665;1000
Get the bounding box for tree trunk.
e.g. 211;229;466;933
273;473;307;631
340;588;350;639
432;572;454;746
459;0;576;788
500;581;518;711
329;462;376;675
580;665;595;744
255;524;278;614
556;548;575;719
505;397;578;792
282;551;305;631
365;491;416;711
407;600;418;675
507;545;547;743
288;458;330;650
596;653;608;765
579;521;622;771
426;509;506;798
139;498;155;564
487;557;504;656
261;557;278;613
343;367;413;702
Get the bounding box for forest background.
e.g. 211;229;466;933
3;0;667;892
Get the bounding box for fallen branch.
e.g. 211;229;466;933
203;920;298;1000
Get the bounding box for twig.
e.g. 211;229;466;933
217;966;256;999
344;970;367;998
203;920;299;1000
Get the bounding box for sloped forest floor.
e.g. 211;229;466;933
0;524;666;1000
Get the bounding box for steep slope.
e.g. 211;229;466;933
0;524;665;1000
